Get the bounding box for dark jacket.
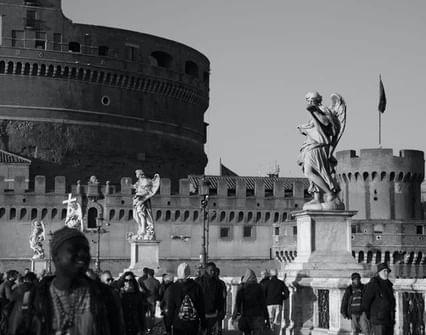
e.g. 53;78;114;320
138;276;160;306
233;270;268;321
8;281;36;335
120;290;146;334
26;275;125;335
361;276;395;326
195;275;224;317
166;278;206;332
340;284;365;318
263;277;289;306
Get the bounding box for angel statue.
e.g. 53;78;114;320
63;194;84;231
129;169;160;241
29;220;46;259
297;91;346;210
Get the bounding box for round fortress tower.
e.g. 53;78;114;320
336;148;424;220
0;0;209;185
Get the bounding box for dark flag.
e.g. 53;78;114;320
220;161;238;176
378;75;387;113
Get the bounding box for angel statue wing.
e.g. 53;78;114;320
328;93;346;157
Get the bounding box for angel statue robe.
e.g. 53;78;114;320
297;104;340;195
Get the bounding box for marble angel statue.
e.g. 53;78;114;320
29;220;46;259
129;169;160;241
297;91;346;210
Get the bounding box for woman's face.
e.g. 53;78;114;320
123;276;135;291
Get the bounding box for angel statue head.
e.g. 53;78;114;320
305;91;322;106
135;169;145;178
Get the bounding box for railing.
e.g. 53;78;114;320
219;277;426;334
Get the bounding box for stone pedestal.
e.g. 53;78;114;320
284;210;365;335
31;258;48;276
125;240;160;276
285;210;364;278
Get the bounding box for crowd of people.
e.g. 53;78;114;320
0;226;398;335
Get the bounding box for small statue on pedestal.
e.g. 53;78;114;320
129;169;160;241
297;92;346;210
63;193;84;231
29;220;46;259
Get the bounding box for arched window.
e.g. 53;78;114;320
119;209;125;220
193;211;199;221
77;68;84;80
31;63;38;76
63;67;69;78
128;210;133;220
0;61;5;73
109;209;115;220
220;211;226;222
358;251;364;263
69;42;81;53
150;51;173;68
55;65;62;77
156;210;162;221
265;212;271;222
10;208;16;220
87;207;98;229
184;210;190;221
247;212;253;222
91;71;98;82
282;212;288;222
84;69;91;81
0;208;5;218
31;208;37;220
47;65;54;77
274;212;279;223
39;64;46;76
51;208;57;219
7;61;14;74
229;212;235;222
24;63;30;75
185;61;199;77
20;208;27;220
238;211;244;223
61;208;67;220
165;210;171;221
15;62;22;75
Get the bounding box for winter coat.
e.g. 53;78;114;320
195;275;225;317
340;284;365;318
361;276;395;326
120;291;146;334
23;275;125;335
8;281;36;335
166;278;206;332
263;277;289;306
138;276;160;306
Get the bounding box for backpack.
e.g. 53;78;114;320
177;293;199;321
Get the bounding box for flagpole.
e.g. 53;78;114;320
379;110;381;147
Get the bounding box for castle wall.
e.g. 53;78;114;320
0;1;209;185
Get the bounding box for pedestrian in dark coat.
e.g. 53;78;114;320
263;269;289;329
362;263;395;335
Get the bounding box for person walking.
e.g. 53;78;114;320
138;267;160;331
166;263;206;335
340;272;370;335
120;271;147;335
259;270;269;289
13;226;125;335
362;263;395;335
0;269;18;334
263;269;289;332
214;267;227;335
159;273;174;332
195;262;225;335
232;269;269;335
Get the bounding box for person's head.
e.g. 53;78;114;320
100;271;114;286
23;268;30;276
142;267;149;278
260;270;268;279
351;272;361;286
242;269;257;284
214;267;221;278
164;273;174;284
135;169;145;178
148;268;155;277
206;262;216;278
50;227;91;279
305;91;322;106
377;263;391;280
122;271;137;292
177;263;191;281
6;270;18;282
269;269;278;278
23;272;37;284
86;269;99;281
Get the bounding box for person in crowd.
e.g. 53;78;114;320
0;269;18;334
195;262;225;335
138;267;160;331
15;226;124;335
166;263;206;335
23;269;30;277
362;263;395;335
100;270;114;286
214;267;227;335
259;270;269;289
86;268;100;281
120;271;147;335
341;272;370;335
8;272;38;335
232;269;269;335
263;269;289;330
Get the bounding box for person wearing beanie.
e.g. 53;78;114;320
340;272;370;335
362;263;395;335
166;263;206;335
232;269;269;334
12;226;125;335
263;269;289;331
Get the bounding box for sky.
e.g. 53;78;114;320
62;1;426;177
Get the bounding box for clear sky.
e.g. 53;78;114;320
62;1;426;177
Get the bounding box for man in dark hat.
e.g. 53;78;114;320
13;226;124;335
362;263;395;335
340;272;370;335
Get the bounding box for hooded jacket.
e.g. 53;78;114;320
340;283;365;318
233;269;268;320
166;278;206;332
21;275;124;335
361;276;395;326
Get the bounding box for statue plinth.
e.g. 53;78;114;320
285;210;364;279
31;258;48;276
125;239;160;276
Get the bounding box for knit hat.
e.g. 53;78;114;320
242;269;257;283
50;226;89;256
351;272;361;280
377;262;391;273
177;263;191;280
